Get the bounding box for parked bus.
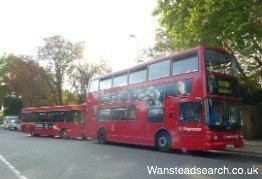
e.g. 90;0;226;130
21;104;86;139
86;45;243;152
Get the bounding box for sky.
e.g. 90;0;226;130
0;0;158;71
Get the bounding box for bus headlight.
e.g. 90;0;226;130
213;135;218;140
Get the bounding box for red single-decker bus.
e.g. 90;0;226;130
21;104;86;139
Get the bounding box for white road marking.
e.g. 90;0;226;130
0;154;27;179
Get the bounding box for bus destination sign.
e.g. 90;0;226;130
207;75;238;96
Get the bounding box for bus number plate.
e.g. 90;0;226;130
226;144;234;149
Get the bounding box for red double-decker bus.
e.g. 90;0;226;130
86;45;243;152
21;104;86;139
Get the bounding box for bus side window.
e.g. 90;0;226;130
79;111;86;124
112;107;127;120
93;108;99;119
72;111;79;123
21;114;27;122
179;101;202;123
172;55;198;76
165;79;192;97
65;111;72;123
39;112;47;122
54;112;62;122
60;112;64;122
99;109;111;120
31;113;38;122
46;112;54;122
66;111;76;123
127;106;136;120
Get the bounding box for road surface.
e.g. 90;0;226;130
0;130;261;179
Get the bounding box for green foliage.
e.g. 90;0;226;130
7;57;57;107
0;112;3;124
0;54;16;100
1;54;58;112
153;0;262;104
0;35;114;113
142;28;175;59
1;35;112;109
154;0;261;50
62;90;79;105
0;54;16;77
1;96;22;116
240;83;262;105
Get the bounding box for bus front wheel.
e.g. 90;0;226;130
155;131;171;152
97;128;106;144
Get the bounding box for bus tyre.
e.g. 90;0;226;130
97;128;106;144
155;131;171;152
61;129;67;139
30;128;36;137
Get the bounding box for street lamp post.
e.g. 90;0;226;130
129;34;139;63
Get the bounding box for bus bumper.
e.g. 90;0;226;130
203;140;244;151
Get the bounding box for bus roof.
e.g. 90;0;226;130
22;104;86;113
93;45;199;80
90;45;230;80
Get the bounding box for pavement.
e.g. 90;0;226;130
227;140;262;155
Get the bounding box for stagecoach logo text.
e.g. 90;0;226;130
179;126;202;132
224;135;239;139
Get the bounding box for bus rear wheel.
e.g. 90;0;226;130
155;131;171;152
30;128;36;137
61;129;67;139
97;128;106;144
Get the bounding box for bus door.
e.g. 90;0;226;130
177;100;204;150
164;97;180;148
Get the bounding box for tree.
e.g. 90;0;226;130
2;96;22;116
153;0;262;102
0;54;16;101
153;0;261;81
1;54;18;114
4;56;57;107
69;60;112;103
142;28;175;59
38;35;85;105
62;90;79;105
